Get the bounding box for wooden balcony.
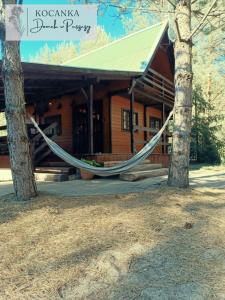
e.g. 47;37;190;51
135;67;175;107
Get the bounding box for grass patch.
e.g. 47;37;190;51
1;186;225;299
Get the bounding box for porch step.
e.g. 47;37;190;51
40;161;72;168
0;169;73;182
120;168;168;182
35;172;69;182
34;163;77;182
130;163;162;172
35;166;76;175
104;159;151;167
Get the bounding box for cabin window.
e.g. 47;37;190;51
133;112;139;128
150;117;161;130
45;115;62;136
121;109;138;131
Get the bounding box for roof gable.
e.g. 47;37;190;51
63;22;168;73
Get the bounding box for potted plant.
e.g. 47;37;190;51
80;159;103;180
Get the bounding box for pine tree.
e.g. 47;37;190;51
191;85;223;164
0;0;37;201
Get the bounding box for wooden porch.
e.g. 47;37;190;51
0;63;174;170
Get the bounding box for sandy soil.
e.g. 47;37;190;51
0;186;225;300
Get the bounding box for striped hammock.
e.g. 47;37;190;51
30;110;173;176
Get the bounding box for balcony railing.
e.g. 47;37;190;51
137;67;175;105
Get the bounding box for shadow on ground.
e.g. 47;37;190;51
6;188;220;300
1;170;225;299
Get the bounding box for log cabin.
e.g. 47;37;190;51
0;22;175;177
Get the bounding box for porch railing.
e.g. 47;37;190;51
0;122;58;165
30;122;58;166
137;67;175;106
133;125;172;154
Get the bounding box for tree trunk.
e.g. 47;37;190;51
1;39;37;201
168;0;193;188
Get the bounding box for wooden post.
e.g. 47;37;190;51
162;102;166;154
130;89;135;153
88;84;94;154
144;105;147;145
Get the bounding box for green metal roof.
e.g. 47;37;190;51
63;22;167;73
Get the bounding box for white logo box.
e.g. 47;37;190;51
5;4;97;41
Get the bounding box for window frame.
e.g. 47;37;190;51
121;109;138;132
149;117;161;131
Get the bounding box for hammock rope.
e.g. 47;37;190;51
30;110;173;176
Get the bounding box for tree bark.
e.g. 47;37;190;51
168;0;193;188
1;39;37;200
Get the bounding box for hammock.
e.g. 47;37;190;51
30;110;173;176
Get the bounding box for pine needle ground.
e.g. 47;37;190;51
0;185;225;299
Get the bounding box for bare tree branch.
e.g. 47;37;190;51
212;90;223;102
146;0;167;15
165;0;176;9
193;10;225;19
189;0;218;39
109;4;174;14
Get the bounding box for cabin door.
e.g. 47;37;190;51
73;101;103;154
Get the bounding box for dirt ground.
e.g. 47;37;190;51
1;183;225;299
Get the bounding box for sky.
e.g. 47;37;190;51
20;0;126;61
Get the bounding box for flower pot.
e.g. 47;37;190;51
80;169;94;180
